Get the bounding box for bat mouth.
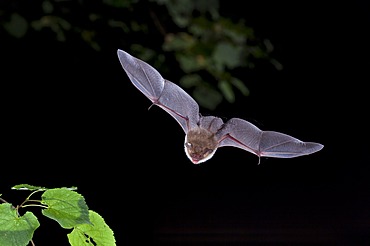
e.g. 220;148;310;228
188;150;217;165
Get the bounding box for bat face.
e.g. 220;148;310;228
117;49;324;164
184;128;219;164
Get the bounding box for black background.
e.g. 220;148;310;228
1;1;369;245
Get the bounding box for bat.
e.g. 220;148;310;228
117;49;324;164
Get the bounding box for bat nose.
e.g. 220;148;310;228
191;158;200;164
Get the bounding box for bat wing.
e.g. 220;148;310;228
217;118;323;159
117;49;200;133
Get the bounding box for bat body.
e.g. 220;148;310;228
117;49;324;164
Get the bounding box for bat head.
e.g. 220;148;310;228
184;128;218;164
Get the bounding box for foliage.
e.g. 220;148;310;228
0;184;115;246
0;0;281;110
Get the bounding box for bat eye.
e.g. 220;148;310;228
185;142;192;148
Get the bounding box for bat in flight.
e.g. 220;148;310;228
117;49;324;164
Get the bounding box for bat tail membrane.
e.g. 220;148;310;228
259;131;324;158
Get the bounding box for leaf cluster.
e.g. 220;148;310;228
0;0;281;110
0;184;115;246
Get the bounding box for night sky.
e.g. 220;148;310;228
1;1;369;245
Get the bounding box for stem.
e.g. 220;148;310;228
21;204;48;209
20;190;44;207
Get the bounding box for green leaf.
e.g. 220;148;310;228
0;203;40;246
194;0;219;19
249;46;267;59
230;77;250;96
68;210;116;246
41;188;91;229
179;74;202;88
12;184;47;191
163;33;195;51
12;184;77;191
178;55;201;73
218;80;235;103
213;42;241;70
269;58;284;71
193;86;222;110
42;0;54;14
4;13;28;38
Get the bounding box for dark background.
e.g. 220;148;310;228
1;1;369;245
